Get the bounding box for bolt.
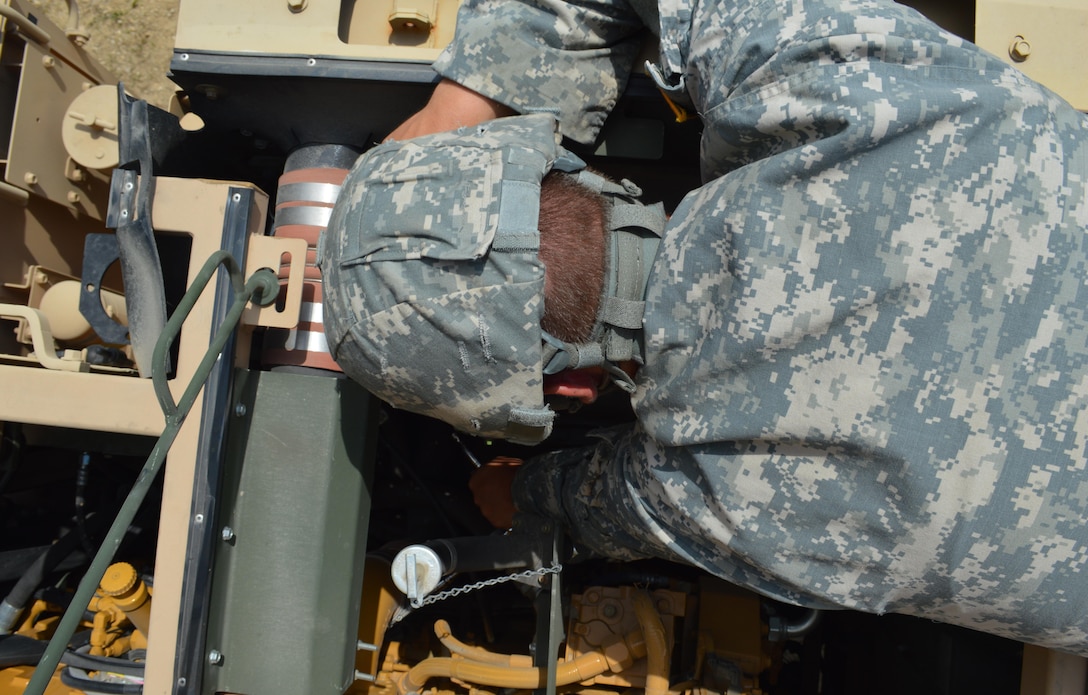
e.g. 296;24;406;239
221;526;235;542
67;191;81;204
1009;35;1031;62
288;0;307;11
208;649;224;666
23;172;37;186
602;603;618;618
42;55;55;68
234;403;247;417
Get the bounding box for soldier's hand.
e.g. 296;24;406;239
468;457;522;529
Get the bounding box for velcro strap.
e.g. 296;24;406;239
602;296;646;329
610;200;667;233
493;179;541;251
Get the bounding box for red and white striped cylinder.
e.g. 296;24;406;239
261;144;359;372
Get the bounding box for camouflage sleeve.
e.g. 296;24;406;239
510;428;654;562
432;0;647;144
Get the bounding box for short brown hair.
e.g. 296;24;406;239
537;172;608;343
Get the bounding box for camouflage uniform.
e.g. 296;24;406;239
436;0;1088;655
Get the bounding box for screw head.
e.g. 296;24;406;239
1009;35;1031;62
221;526;235;542
208;649;224;666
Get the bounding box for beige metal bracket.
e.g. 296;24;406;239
242;234;307;329
0;303;88;372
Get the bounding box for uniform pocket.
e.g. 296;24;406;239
336;142;503;267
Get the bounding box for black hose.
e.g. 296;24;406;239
60;666;143;694
1;635;144;675
0;527;84;633
0;423;24;494
0;634;46;668
61;649;145;676
75;452;96;557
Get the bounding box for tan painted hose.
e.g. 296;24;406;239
632;591;670;695
397;626;648;694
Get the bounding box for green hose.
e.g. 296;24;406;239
24;251;278;695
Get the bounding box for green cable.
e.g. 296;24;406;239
24;251;278;695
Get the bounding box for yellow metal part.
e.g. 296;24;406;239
0;664;83;695
14;599;66;639
566;585;685;689
97;562;153;638
348;556;403;692
394;624;650;695
434;619;533;667
975;0;1088;110
632;592;669;695
695;576;768;687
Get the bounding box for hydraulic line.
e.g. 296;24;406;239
397;625;648;694
433;619;533;667
632;591;670;695
23;252;278;695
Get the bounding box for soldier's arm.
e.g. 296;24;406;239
430;0;647;144
386;79;515;141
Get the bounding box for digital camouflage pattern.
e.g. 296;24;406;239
443;0;1088;655
319;115;566;445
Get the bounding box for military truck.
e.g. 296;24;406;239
0;0;1085;693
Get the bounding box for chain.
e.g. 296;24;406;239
400;564;563;614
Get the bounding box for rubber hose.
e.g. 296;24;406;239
62;649;145;676
0;527;84;634
60;666;143;694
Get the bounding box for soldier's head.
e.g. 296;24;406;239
319;114;664;444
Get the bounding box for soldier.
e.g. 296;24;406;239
319;0;1088;656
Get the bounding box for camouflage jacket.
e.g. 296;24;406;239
442;0;1088;655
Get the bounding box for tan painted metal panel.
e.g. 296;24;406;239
173;0;461;63
976;0;1088;110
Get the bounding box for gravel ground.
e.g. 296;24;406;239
30;0;180;108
